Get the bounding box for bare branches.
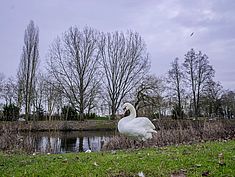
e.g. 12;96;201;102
47;29;150;119
167;58;185;119
47;27;100;120
98;31;150;119
183;49;215;118
17;20;39;120
133;75;164;118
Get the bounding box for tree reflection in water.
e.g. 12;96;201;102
19;131;115;153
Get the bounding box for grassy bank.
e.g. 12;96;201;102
0;120;117;132
0;140;234;176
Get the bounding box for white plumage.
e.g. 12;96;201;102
18;118;26;122
118;103;157;141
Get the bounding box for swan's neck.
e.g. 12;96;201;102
129;107;136;118
121;107;136;122
119;106;136;124
118;105;137;132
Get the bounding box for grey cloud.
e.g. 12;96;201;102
0;0;234;90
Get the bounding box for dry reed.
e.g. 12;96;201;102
103;119;235;150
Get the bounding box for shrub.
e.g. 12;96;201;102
171;105;184;119
61;106;78;120
84;113;110;120
2;104;20;121
84;113;97;119
35;106;44;120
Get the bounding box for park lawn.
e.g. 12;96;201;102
0;140;234;177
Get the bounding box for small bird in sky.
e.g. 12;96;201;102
190;32;194;37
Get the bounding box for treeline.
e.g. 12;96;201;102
167;53;234;119
0;20;234;121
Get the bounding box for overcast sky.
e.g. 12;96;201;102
0;0;235;90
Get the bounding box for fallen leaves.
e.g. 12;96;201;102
137;171;145;177
93;161;98;167
170;171;186;177
218;153;226;166
62;158;68;163
202;171;210;176
194;164;202;168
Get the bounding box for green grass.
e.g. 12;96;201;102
0;140;235;177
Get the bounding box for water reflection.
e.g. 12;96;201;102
20;131;115;153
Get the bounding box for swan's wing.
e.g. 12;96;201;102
123;117;156;140
130;117;156;130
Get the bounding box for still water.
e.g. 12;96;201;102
19;131;116;153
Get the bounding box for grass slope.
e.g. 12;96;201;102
0;140;234;177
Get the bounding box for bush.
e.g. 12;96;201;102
84;113;96;119
172;105;184;119
84;113;109;120
61;106;78;120
2;104;20;121
61;106;109;121
33;106;45;121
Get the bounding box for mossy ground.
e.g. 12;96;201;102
0;140;234;177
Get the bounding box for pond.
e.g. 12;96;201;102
17;130;116;153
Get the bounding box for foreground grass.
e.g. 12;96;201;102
0;140;235;177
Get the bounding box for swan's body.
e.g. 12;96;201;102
118;103;157;141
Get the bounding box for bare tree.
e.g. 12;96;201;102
86;80;101;115
0;73;5;101
47;27;100;120
17;20;39;121
183;49;214;118
98;31;150;119
1;77;18;105
220;90;235;118
200;80;223;117
42;75;63;121
167;58;185;119
132;75;163;118
32;72;45;120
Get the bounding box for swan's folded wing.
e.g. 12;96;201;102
131;117;156;129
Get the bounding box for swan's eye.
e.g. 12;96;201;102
124;110;130;117
123;107;127;111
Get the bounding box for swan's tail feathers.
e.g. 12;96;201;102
148;129;157;134
144;130;157;141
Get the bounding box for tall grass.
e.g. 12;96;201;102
103;119;235;150
0;123;39;153
1;119;235;153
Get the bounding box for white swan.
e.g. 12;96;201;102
118;103;157;141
